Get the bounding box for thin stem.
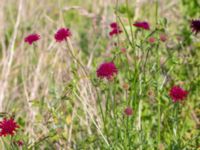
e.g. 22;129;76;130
94;86;105;127
126;0;134;46
115;0;120;48
175;103;180;145
126;116;131;149
155;0;159;24
117;15;134;50
157;93;161;146
28;134;55;149
65;39;88;77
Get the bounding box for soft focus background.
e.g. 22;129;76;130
0;0;199;149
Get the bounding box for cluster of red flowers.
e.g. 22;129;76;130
109;22;122;37
109;21;150;37
24;19;193;120
98;20;191;117
24;28;71;45
148;34;167;44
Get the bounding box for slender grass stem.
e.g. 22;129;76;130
155;0;159;24
126;0;134;46
174;103;180;146
157;93;161;146
115;0;120;48
155;42;161;146
94;86;105;127
117;15;134;50
65;39;88;77
126;116;131;149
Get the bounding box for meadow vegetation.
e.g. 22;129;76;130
0;0;199;149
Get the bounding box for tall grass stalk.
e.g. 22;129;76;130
155;0;159;24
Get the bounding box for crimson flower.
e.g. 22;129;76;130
109;22;122;36
24;33;40;45
0;118;19;137
110;22;118;28
169;86;188;102
124;107;133;116
54;28;71;42
96;62;118;79
133;21;150;30
190;19;200;34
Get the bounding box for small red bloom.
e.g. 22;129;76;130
159;34;167;42
133;21;150;30
109;22;122;37
190;19;200;34
121;48;126;53
169;86;188;102
24;33;40;45
148;37;156;43
124;107;133;116
54;28;71;42
109;29;122;36
0;118;19;137
15;140;24;147
96;62;118;79
110;22;118;28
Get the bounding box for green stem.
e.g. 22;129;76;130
157;93;161;146
156;41;161;146
155;0;159;24
175;103;180;145
115;0;120;48
126;0;134;46
138;99;143;150
126;116;131;149
117;15;134;50
94;86;105;127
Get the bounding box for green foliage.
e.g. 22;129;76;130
181;0;200;17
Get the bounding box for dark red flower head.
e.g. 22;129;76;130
109;22;122;37
24;33;40;45
96;62;118;79
133;21;150;30
124;107;133;116
121;47;126;53
0;118;19;137
16;140;24;147
169;86;188;102
110;22;118;28
190;19;200;34
54;28;71;42
159;34;167;42
148;37;156;43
